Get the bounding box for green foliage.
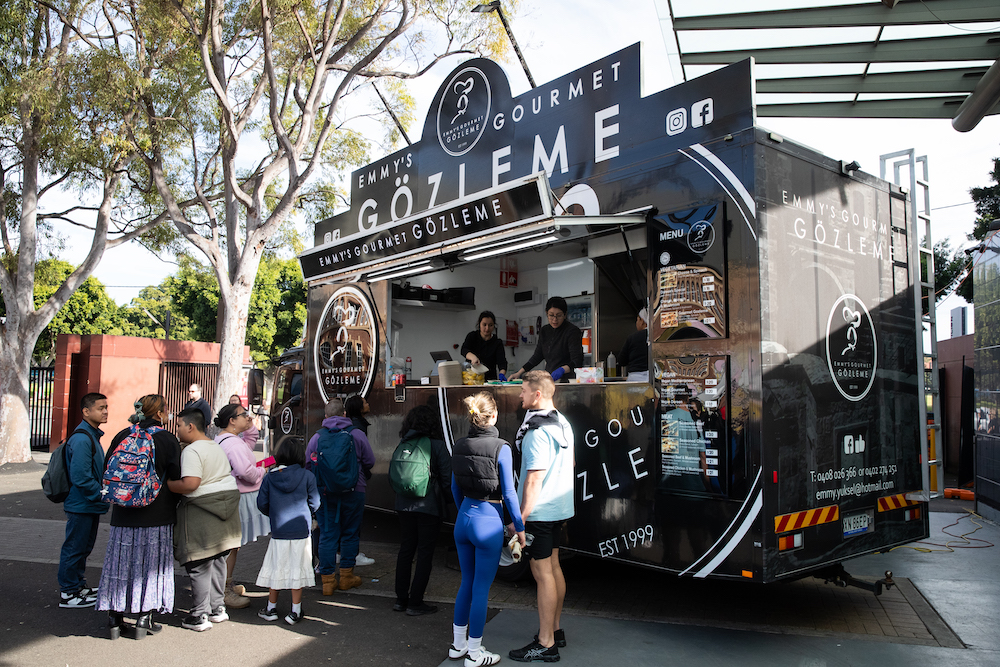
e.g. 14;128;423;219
955;157;1000;304
30;260;126;361
120;253;307;362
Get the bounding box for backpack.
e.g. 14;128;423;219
102;424;163;507
41;428;94;503
388;436;432;499
315;426;359;494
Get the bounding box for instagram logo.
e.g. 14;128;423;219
666;108;687;136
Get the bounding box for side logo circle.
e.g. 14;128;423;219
825;294;877;402
280;406;294;435
314;285;379;403
687;220;715;254
437;67;491;157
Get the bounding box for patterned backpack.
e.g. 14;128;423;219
102;424;163;507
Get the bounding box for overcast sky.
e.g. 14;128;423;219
62;0;999;338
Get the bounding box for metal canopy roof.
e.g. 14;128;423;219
660;0;1000;130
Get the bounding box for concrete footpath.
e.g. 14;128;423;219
2;456;998;666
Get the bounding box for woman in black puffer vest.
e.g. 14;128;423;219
448;392;525;667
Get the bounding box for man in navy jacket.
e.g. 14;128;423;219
58;392;110;608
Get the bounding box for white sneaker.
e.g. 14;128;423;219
449;644;468;660
354;552;375;567
465;647;501;667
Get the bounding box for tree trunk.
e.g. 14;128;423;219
213;277;254;416
0;331;32;465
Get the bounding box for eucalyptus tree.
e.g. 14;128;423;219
116;0;513;412
0;1;166;465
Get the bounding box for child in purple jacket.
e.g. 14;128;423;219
255;439;321;625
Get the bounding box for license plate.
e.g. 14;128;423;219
842;510;874;538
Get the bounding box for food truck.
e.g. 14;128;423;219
258;43;929;584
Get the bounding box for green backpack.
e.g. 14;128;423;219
388;436;432;499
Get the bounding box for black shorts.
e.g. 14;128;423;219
524;520;566;560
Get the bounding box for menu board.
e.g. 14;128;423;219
649;204;728;341
657;355;729;496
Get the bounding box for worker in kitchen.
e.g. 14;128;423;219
462;311;508;381
509;297;583;383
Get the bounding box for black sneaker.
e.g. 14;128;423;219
181;614;212;632
533;629;566;648
392;600;407;612
257;606;279;622
406;602;438;616
509;640;560;663
59;592;96;609
284;610;303;625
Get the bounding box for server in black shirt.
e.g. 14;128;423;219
618;308;649;382
510;296;584;382
461;311;508;381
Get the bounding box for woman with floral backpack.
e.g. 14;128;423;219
95;394;182;640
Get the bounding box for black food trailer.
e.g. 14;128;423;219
259;43;929;584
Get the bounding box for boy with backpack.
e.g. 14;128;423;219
305;398;375;595
57;392;110;609
168;408;242;632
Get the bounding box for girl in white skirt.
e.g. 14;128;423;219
255;438;321;625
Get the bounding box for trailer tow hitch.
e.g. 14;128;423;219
817;565;894;596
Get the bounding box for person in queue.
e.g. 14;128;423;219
449;392;525;667
461;310;508;381
58;392;109;610
509;297;583;383
214;403;270;609
169;408;242;632
344;394;375;567
617;308;649;382
96;394;182;640
307;398;375;594
509;371;575;663
229;394;260;447
393;405;453;616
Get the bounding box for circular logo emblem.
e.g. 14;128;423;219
825;294;877;402
437;67;491;156
280;406;294;435
314;285;379;403
659;251;672;267
687;220;715;254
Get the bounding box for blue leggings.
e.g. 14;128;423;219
453;498;504;638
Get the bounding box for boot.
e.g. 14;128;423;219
108;611;124;641
322;573;338;595
338;567;362;590
134;612;162;639
225;579;250;609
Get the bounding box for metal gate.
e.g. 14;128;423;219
29;367;55;451
158;362;219;434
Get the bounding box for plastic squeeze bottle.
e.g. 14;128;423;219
607;350;617;378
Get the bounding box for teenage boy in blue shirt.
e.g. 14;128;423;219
58;392;110;608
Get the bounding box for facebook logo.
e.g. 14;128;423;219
691;98;714;128
844;433;866;454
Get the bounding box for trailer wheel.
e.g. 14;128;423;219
496;557;530;582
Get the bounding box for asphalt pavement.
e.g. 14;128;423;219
2;457;998;666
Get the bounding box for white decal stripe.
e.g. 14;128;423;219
693;491;763;579
690;143;756;218
438;387;455;454
678;149;757;242
679;468;763;576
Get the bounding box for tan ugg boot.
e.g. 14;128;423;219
338;567;362;590
225;580;250;609
322;573;338;595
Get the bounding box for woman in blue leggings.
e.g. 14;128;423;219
450;392;525;667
